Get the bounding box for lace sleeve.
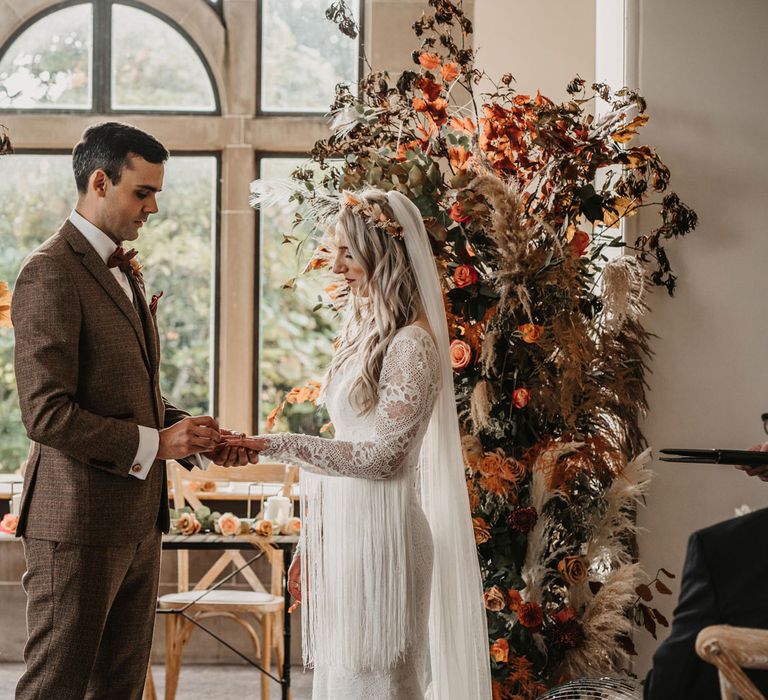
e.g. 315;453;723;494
259;332;439;480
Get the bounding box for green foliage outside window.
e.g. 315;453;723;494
259;158;337;435
111;4;216;111
261;0;359;112
0;154;215;473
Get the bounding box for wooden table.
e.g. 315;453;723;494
161;533;299;700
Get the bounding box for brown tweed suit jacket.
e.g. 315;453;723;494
12;220;189;546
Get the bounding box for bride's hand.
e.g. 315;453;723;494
206;429;260;466
218;435;269;452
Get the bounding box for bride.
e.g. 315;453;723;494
227;188;491;699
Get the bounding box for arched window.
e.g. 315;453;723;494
0;1;219;113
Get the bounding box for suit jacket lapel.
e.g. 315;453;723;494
61;222;151;371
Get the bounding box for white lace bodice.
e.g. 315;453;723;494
260;325;440;479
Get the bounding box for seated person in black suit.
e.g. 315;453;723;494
644;447;768;699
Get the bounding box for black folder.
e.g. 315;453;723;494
659;448;768;466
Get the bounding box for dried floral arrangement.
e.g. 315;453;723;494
253;1;696;695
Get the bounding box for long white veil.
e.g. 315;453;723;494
387;190;492;699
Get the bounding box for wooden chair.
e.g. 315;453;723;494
696;625;768;700
150;461;298;700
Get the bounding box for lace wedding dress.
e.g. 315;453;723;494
260;325;439;700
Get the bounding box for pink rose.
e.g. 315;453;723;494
217;512;241;536
282;516;301;535
450;339;472;370
0;513;18;534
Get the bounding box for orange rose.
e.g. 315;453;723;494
518;602;544;630
507;589;522;612
0;513;18;534
176;513;201;536
453;264;478;288
450;339;472;370
450;339;473;369
483;586;507;612
518;323;544;343
473;517;491;544
254;519;273;537
449;201;471;223
490;637;509;663
557;555;588;585
418;52;441;70
512;388;530;408
441;62;459;82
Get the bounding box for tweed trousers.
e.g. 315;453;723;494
16;528;162;700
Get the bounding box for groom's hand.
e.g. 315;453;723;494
205;428;259;467
158;416;220;460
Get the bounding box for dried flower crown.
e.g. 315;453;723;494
340;191;404;239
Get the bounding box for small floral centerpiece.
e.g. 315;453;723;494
169;505;300;538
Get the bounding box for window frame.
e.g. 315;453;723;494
255;0;366;117
253;149;316;431
7;147;223;417
0;0;222;116
170;148;223;418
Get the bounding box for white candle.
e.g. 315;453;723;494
264;495;291;526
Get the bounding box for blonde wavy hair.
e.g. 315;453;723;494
326;189;421;414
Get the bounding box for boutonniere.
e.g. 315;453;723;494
149;291;164;316
128;256;144;284
108;246;144;284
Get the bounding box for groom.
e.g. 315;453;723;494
11;122;252;699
